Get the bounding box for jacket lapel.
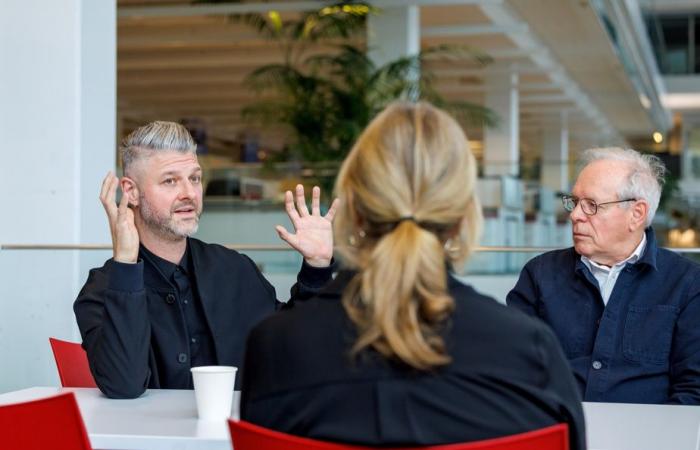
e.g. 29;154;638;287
187;238;225;360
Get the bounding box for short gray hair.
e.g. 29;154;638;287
580;147;666;226
121;121;196;174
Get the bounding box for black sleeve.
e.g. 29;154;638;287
73;259;151;399
239;319;266;421
506;258;541;318
280;259;335;309
537;324;587;450
237;254;333;312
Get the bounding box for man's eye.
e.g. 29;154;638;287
191;175;201;184
163;178;176;185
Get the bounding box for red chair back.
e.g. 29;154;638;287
228;420;569;450
49;337;97;388
0;392;93;450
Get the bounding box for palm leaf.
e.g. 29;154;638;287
224;12;283;40
230;2;498;163
435;99;500;128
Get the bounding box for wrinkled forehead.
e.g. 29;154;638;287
572;160;630;200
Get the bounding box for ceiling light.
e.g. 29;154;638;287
639;94;651;109
653;132;663;144
662;94;700;110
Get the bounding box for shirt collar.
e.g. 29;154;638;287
638;227;658;269
140;239;191;280
581;232;646;273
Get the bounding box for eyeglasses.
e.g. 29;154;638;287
561;195;637;216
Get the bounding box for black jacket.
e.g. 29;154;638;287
241;271;586;450
74;238;332;398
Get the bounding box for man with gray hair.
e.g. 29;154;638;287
74;121;338;398
508;147;700;404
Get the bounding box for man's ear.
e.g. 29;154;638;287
629;199;649;231
120;177;140;207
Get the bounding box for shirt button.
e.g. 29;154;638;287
592;360;602;370
191;337;197;344
177;353;188;363
165;294;176;305
183;299;189;305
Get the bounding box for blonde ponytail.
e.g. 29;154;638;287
344;220;454;369
334;102;482;370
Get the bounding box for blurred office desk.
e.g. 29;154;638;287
0;387;238;450
584;401;700;450
2;388;700;450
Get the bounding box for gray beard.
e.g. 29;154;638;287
139;195;200;241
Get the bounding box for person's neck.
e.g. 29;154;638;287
592;231;645;268
137;226;187;264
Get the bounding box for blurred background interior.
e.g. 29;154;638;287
2;0;700;392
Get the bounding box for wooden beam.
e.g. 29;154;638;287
119;0;505;18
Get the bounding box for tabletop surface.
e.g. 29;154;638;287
583;401;700;450
2;387;700;450
0;387;239;450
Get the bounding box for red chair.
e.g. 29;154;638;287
49;337;97;388
0;392;93;449
228;420;569;450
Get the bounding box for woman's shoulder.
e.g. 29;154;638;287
250;294;343;340
447;276;554;347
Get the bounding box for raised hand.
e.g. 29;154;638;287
276;184;339;268
100;172;140;263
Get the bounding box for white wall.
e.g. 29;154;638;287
0;0;115;393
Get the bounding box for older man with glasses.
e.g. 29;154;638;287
507;147;700;405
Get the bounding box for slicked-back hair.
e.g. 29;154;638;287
120;121;197;175
580;147;666;226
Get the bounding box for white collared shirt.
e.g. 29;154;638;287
581;234;647;305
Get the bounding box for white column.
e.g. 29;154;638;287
0;0;115;393
78;0;118;281
367;6;420;67
483;70;519;177
367;6;420;99
541;111;570;192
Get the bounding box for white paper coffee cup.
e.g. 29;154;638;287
191;366;237;421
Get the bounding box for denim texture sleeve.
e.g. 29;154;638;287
73;259;151;399
506;257;541;318
668;278;700;404
536;323;586;450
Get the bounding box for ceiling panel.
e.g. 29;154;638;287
116;0;648;161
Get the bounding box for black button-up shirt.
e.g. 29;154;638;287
141;243;217;376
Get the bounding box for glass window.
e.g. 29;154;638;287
660;16;690;74
694;15;699;73
646;14;665;72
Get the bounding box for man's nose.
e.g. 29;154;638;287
179;180;196;199
569;201;586;222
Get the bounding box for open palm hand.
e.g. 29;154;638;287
276;185;339;268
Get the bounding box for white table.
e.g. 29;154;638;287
2;387;700;450
583;401;700;450
0;387;238;450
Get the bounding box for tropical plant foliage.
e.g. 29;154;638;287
198;1;498;163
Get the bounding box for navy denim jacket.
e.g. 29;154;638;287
507;228;700;404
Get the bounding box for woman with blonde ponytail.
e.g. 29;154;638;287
241;102;585;450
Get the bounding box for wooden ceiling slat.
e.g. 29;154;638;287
116;0;644;157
